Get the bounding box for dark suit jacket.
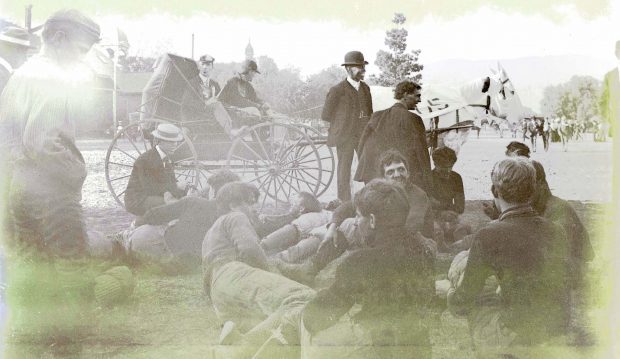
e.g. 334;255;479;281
218;76;262;109
354;102;432;192
448;206;571;343
321;79;373;147
124;148;185;216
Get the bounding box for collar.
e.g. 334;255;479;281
199;73;210;83
347;77;360;91
155;145;167;162
0;57;13;74
497;204;534;221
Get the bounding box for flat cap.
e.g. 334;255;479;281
44;9;100;42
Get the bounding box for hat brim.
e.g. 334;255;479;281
151;131;184;142
0;34;33;48
341;61;369;66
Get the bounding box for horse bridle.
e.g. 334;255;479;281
469;95;491;114
499;75;515;99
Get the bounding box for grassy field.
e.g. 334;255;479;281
2;199;614;359
2;134;615;358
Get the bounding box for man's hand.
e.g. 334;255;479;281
322;223;338;247
176;178;191;192
288;202;303;218
482;200;499;220
259;102;270;113
164;191;178;204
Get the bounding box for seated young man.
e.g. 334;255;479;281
202;182;315;352
275;149;436;285
218;60;271;122
301;179;435;358
114;170;240;268
482;141;531;220
429;146;471;249
447;157;572;356
260;191;331;260
124;123;189;217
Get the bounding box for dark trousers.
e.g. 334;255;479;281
9;170;87;259
336;141;358;202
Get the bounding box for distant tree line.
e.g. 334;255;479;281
540;76;603;127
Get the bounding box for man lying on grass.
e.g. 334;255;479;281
201;181;315;354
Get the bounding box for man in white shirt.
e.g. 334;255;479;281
1;10;100;258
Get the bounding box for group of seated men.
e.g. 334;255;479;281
114;120;593;357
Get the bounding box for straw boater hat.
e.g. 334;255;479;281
0;26;33;48
151;123;183;142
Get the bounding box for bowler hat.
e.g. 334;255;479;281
151;123;184;142
341;51;368;66
0;26;33;48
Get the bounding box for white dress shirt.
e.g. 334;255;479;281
347;76;360;91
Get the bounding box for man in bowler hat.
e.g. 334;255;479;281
322;51;373;201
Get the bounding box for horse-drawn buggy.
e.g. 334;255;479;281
105;54;334;209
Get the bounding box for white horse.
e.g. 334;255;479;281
370;63;516;153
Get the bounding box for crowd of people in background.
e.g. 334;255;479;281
0;8;604;359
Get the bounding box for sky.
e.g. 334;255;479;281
1;1;618;77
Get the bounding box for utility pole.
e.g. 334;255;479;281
25;5;32;31
191;33;195;59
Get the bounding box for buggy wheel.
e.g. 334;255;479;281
226;122;323;209
105;119;201;208
296;124;334;197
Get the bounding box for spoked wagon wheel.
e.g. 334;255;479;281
296;124;334;197
226;122;323;209
105;119;201;208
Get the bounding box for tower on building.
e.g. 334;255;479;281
245;39;254;60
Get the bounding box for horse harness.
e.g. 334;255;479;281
468;76;491;114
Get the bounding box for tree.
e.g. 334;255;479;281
540;75;601;123
252;56;305;114
118;56;157;72
292;65;343;118
369;13;423;86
